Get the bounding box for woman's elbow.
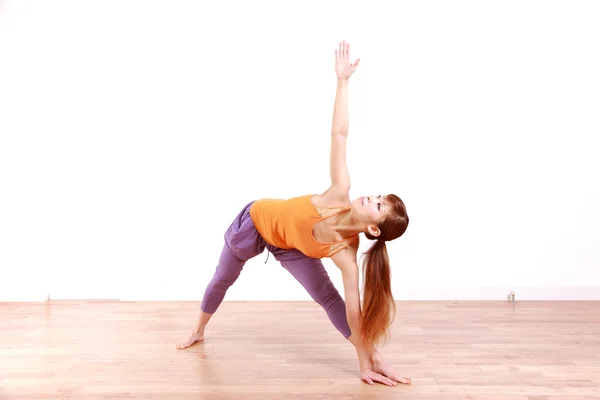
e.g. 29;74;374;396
331;128;349;137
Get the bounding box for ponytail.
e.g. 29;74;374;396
359;193;408;347
360;238;396;347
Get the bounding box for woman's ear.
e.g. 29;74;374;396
367;225;380;237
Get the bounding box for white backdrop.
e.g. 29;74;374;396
1;0;599;302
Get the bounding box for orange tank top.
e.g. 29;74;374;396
249;194;358;259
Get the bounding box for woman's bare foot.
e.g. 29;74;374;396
176;330;204;349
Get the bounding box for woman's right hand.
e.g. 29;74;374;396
370;349;412;384
335;40;360;81
361;367;398;386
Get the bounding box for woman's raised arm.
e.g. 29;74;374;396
329;41;360;195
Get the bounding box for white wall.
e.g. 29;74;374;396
1;0;599;302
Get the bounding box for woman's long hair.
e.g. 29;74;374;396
360;194;409;347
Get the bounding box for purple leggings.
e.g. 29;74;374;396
201;201;351;339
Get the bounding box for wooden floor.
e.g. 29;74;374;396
1;300;599;399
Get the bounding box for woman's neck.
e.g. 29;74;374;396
333;209;366;238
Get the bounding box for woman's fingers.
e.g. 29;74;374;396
364;371;396;386
380;365;411;384
337;40;351;60
387;371;411;384
374;373;397;386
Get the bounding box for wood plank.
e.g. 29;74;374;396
0;300;599;399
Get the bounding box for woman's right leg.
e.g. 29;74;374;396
176;242;250;349
177;201;265;349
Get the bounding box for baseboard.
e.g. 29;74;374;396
119;285;600;302
389;286;600;301
3;286;599;302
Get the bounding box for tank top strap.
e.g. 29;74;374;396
314;204;351;220
326;235;359;257
310;200;358;257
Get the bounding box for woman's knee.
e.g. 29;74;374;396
317;286;345;310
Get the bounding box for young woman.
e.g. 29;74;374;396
177;40;410;386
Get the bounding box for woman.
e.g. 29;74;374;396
177;40;410;386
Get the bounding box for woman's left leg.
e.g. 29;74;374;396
268;246;351;339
